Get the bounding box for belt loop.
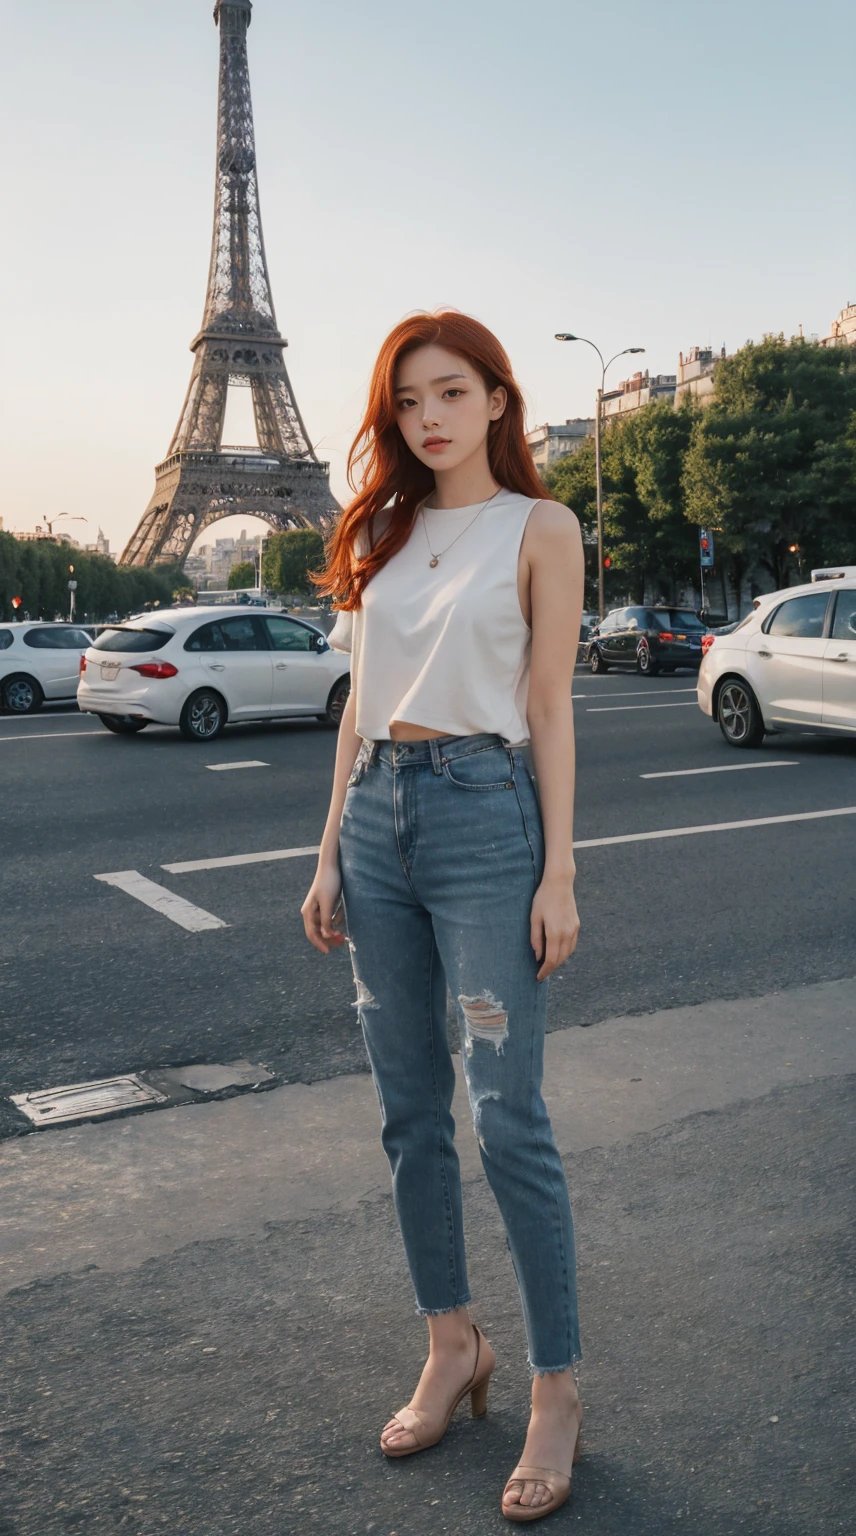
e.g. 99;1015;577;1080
367;739;379;765
428;737;444;775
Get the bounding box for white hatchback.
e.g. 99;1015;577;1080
77;605;351;740
698;573;856;746
0;621;94;714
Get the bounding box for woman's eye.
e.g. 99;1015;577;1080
397;397;417;410
444;389;464;399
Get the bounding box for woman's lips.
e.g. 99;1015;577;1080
423;438;450;453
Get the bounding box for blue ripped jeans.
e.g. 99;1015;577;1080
338;731;581;1374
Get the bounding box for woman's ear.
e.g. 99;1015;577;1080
489;385;507;421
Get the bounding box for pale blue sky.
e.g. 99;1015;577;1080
1;0;853;553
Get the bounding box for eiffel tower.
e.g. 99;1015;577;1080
121;0;338;568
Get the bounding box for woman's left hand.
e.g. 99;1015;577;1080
530;873;580;982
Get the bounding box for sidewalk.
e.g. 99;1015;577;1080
2;978;854;1534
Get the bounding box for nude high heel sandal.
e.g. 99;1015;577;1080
501;1409;583;1523
380;1324;496;1458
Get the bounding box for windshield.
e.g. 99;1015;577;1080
92;626;174;653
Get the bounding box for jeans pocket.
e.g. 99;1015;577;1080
442;746;515;792
347;743;369;787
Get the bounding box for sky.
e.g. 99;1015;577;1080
1;0;853;556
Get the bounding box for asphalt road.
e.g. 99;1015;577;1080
2;670;855;1127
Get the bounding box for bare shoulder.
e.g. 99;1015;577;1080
524;498;581;551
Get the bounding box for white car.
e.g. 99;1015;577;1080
698;570;856;746
0;621;94;713
77;605;350;740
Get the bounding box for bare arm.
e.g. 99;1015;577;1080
523;500;585;980
300;678;362;954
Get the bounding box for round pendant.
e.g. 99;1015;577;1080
429;556;439;568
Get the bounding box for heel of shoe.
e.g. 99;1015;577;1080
470;1378;490;1419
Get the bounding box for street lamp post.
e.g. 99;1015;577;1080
555;335;645;619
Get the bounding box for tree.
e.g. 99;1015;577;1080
263;530;325;597
544;399;698;605
683;336;856;604
0;533;181;621
228;560;256;590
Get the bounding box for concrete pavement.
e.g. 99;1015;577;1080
2;976;854;1534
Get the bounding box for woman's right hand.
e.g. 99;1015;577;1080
301;859;347;954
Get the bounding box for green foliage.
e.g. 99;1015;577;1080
544;399;699;604
228;560;256;590
682;335;856;590
546;338;856;611
262;529;325;597
0;534;182;622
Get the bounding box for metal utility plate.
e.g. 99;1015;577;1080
11;1074;167;1128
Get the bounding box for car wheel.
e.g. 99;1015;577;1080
1;674;44;714
589;647;609;674
98;714;149;734
636;642;660;677
179;690;226;741
717;679;765;748
319;677;351;726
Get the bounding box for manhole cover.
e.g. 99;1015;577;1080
11;1074;167;1128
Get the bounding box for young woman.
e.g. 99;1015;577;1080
301;310;585;1522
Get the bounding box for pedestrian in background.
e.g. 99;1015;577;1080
301;310;585;1522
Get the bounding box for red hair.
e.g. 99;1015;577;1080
310;310;546;610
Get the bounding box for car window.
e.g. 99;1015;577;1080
0;630;12;650
184;617;265;652
831;590;856;641
23;626;91;650
625;610;641;632
94;626;174;653
598;614;616;634
264;616;313;652
764;593;830;639
650;610;704;632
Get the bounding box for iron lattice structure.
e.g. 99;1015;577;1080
122;0;338;568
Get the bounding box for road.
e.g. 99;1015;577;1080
1;671;854;1125
1;671;853;1536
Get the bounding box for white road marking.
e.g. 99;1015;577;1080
0;730;101;742
587;702;698;713
163;846;321;874
94;871;228;931
641;761;799;779
575;805;856;850
206;760;270;772
575;687;697;699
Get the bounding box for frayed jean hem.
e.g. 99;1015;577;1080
415;1296;472;1317
528;1353;582;1381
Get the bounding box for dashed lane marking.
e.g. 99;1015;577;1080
94;871;228;931
206;760;270;772
163;846;321;874
587;702;698;713
641;761;799;779
574;805;856;850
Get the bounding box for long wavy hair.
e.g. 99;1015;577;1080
310;310;546;611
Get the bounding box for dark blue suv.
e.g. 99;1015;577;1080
587;606;708;676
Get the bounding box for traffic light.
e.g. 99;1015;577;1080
699;528;714;569
603;556;612;569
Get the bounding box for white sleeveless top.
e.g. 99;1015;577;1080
327;487;541;744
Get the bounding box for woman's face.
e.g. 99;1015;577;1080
393;344;506;471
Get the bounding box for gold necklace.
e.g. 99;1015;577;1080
420;487;503;568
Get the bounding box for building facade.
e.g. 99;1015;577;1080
526;418;595;470
821;303;856;348
674;346;727;405
600;370;676;421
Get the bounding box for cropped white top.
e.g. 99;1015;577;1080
327;487;541;744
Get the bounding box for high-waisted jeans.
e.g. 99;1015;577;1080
338;730;581;1373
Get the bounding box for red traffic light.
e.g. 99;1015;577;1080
700;537;710;551
12;596;22;609
603;556;612;569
